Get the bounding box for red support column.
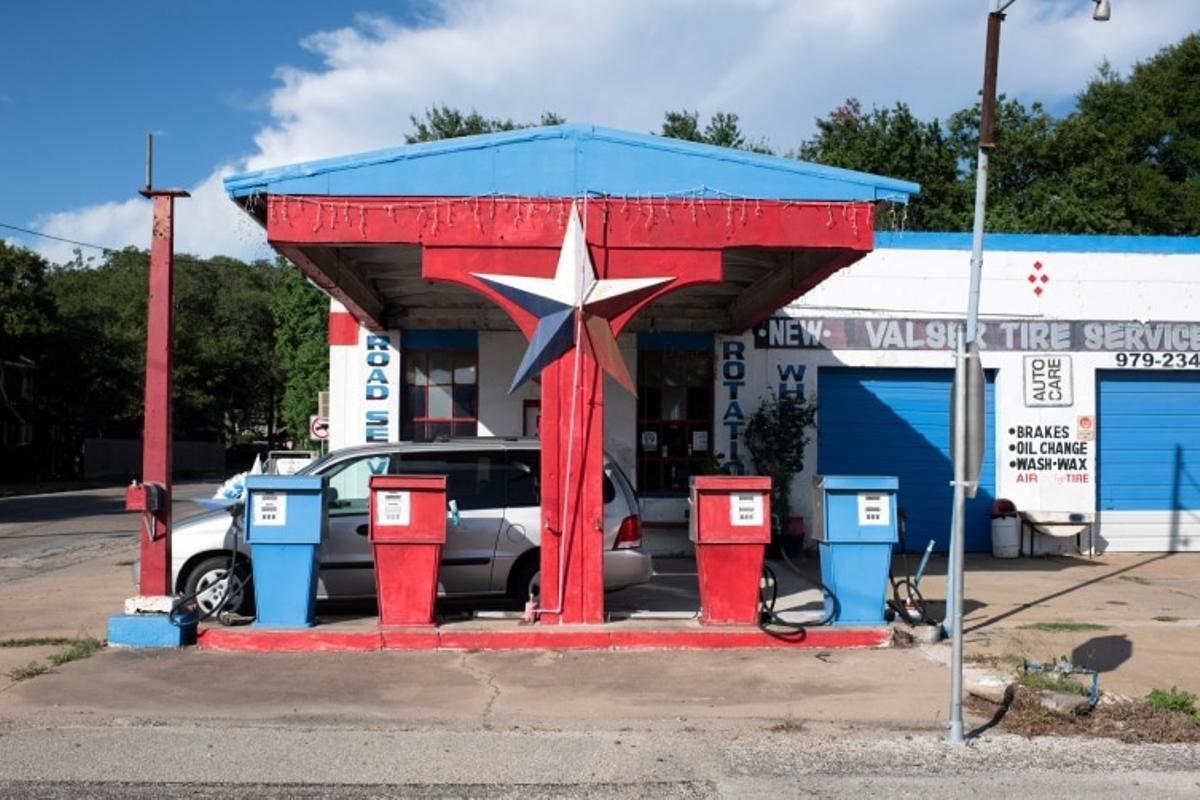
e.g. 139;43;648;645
137;189;188;596
538;351;606;625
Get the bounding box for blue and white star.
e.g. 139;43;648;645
473;202;672;393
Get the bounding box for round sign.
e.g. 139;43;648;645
309;416;330;441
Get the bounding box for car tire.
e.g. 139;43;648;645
184;555;254;618
507;554;541;603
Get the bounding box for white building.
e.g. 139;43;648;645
327;232;1200;554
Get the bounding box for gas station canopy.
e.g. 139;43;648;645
225;124;917;333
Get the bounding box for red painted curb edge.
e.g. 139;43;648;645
196;626;891;653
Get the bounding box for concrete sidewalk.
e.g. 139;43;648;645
918;551;1200;697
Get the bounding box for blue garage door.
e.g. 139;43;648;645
817;368;996;553
1097;371;1200;511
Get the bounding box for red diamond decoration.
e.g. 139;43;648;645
1033;260;1043;271
1040;274;1049;284
1027;274;1037;284
1034;286;1044;296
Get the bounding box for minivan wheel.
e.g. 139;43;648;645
184;555;254;618
508;556;541;603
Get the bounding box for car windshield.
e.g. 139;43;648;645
292;450;343;476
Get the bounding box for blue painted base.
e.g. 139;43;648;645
818;541;893;626
250;542;319;628
107;613;197;648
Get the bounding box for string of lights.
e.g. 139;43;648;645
253;188;869;242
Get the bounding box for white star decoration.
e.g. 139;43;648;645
473;202;672;394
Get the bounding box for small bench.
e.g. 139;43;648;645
1018;510;1095;558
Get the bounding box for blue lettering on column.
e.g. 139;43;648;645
364;335;393;441
720;340;746;467
777;363;806;398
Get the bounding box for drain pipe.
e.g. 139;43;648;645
527;207;589;621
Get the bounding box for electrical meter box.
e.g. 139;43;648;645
689;476;772;625
812;475;899;625
244;474;328;628
369;474;448;626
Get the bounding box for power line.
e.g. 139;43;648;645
0;221;117;252
1;220;278;267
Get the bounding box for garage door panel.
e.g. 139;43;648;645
1097;371;1200;551
817;368;996;553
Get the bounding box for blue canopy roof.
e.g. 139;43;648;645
224;124;918;204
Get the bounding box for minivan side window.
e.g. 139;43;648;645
322;454;393;516
505;450;616;506
506;451;540;508
399;451;506;511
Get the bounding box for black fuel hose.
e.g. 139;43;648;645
168;506;253;627
757;562;837;639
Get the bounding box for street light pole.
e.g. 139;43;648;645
945;0;1110;746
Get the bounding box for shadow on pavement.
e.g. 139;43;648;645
965;553;1174;634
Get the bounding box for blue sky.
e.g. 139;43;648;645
0;2;432;240
3;1;1197;263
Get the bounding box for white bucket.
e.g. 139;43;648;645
991;515;1020;558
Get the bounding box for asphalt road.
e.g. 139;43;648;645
0;481;214;570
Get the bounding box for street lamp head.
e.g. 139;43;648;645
1093;0;1111;21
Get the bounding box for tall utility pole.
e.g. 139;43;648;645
946;0;1111;746
135;132;189;597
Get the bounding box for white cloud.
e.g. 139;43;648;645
32;168;276;265
29;0;1200;262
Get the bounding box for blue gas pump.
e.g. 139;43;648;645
812;475;899;625
243;475;328;628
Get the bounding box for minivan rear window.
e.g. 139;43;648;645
506;450;615;506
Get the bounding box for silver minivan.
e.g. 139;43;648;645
171;438;651;616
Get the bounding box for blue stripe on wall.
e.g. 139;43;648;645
875;231;1200;254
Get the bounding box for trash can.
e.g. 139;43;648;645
369;474;447;627
243;474;327;628
812;475;899;625
990;499;1020;558
689;476;772;625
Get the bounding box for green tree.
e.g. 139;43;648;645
945;96;1064;232
660;110;773;153
1055;34;1200;235
0;242;60;477
44;248;280;449
271;260;328;445
407;105;564;143
0;242;55;359
798;99;966;231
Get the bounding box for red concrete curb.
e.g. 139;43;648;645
196;625;890;653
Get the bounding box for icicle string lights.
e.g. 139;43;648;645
255;187;873;241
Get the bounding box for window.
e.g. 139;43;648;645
400;451;506;511
502;450;615;507
322;454;393;516
637;348;713;494
401;348;478;441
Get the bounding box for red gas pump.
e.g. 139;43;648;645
690;476;772;625
368;474;448;626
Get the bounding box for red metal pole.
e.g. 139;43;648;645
537;351;606;625
137;189;188;596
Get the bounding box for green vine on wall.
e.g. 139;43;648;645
743;392;818;548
